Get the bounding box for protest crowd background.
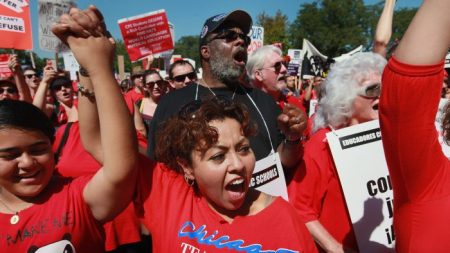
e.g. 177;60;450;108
1;0;450;252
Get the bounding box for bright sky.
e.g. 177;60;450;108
28;0;422;58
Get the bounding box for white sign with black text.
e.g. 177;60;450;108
326;120;395;253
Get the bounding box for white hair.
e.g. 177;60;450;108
313;52;387;132
246;45;282;82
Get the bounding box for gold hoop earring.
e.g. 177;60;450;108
184;174;195;187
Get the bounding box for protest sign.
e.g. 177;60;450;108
38;0;75;52
0;0;32;50
118;10;173;62
251;152;288;201
62;51;79;80
326;120;395;252
247;26;264;55
0;54;12;78
445;52;450;69
288;49;302;64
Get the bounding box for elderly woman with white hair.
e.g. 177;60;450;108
288;52;387;253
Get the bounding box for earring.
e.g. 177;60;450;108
184;174;195;187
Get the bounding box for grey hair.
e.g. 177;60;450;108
246;45;282;82
313;52;387;132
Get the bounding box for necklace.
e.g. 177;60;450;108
201;80;237;99
0;198;20;225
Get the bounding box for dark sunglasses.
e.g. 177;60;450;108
358;83;381;98
209;29;251;46
172;72;197;82
145;79;165;87
25;74;38;79
0;87;17;94
52;84;72;91
260;61;284;73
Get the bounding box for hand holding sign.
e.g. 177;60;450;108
7;54;21;73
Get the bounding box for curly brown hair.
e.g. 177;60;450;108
155;98;257;173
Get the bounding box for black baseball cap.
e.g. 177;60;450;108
199;10;252;46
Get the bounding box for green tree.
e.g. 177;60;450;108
114;39;132;73
173;35;200;68
392;8;417;41
289;0;368;57
256;10;291;52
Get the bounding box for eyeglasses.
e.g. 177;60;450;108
172;72;197;82
208;29;251;46
260;61;284;74
145;79;165;87
25;74;38;79
358;83;381;98
0;87;18;94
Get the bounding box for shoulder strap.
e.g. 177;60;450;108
54;122;73;162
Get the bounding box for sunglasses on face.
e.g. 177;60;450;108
358;83;381;98
0;87;17;94
25;74;38;79
172;71;197;82
261;61;284;74
145;79;165;87
209;29;251;46
53;84;71;91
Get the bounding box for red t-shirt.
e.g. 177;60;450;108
379;57;449;252
124;89;143;113
136;162;318;253
53;122;141;251
288;128;358;252
0;176;104;252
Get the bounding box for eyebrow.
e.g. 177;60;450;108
0;140;50;153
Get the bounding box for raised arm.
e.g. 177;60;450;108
33;65;56;112
394;0;450;64
52;6;138;222
372;0;396;57
8;55;32;102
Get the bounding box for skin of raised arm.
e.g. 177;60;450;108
52;6;138;222
394;0;450;65
373;0;396;57
33;65;56;111
8;55;32;102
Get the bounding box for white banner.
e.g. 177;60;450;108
0;14;25;33
0;0;28;13
326;120;395;252
38;0;75;52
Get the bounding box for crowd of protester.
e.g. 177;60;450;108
0;0;449;252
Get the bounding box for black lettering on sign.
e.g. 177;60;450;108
249;165;279;188
339;128;381;149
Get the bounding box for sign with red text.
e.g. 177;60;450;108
0;54;12;78
38;0;75;52
247;26;264;55
118;10;173;62
326;120;395;253
0;0;32;50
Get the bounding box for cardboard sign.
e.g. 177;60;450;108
0;54;12;78
251;152;288;201
247;26;264;55
38;0;75;52
0;0;32;50
326;120;395;252
62;51;80;80
118;10;173;62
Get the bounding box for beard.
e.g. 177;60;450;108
209;44;246;86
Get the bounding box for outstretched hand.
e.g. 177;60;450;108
277;104;307;141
